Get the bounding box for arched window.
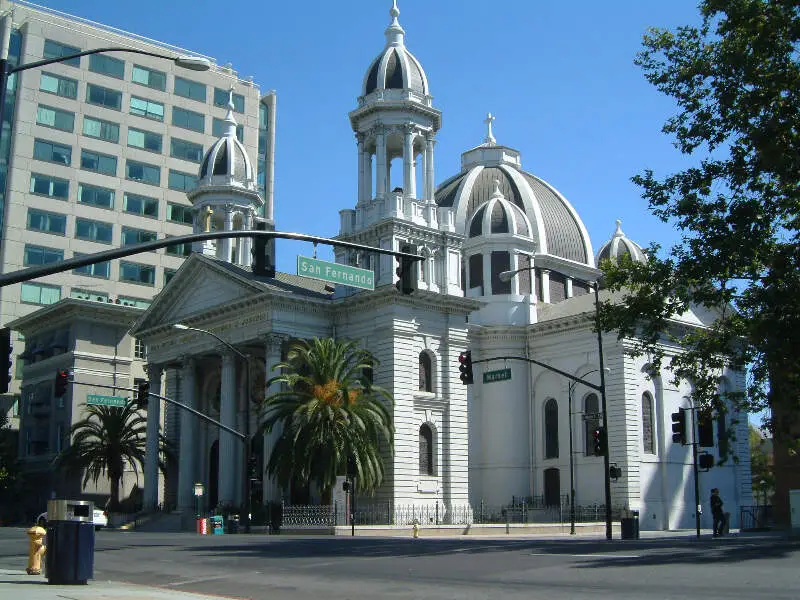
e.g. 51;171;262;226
642;392;655;454
583;393;600;456
544;398;559;459
418;352;432;392
419;424;434;475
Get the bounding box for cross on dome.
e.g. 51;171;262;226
483;113;496;146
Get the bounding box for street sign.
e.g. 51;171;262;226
483;368;512;384
86;394;128;407
297;255;375;291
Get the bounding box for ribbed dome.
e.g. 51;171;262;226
362;2;429;97
436;144;593;266
596;220;648;265
197;104;255;190
468;180;532;239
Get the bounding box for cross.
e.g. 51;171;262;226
484;112;496;145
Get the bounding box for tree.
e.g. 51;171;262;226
598;0;800;522
54;403;169;511
262;338;394;503
749;425;774;504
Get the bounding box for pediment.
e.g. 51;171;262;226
132;254;264;334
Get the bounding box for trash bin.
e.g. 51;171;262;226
620;510;640;540
45;499;95;585
227;514;240;534
211;515;224;535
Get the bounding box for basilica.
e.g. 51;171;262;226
129;2;752;530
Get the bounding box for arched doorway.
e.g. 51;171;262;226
544;467;561;507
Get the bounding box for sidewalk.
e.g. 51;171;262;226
0;569;239;600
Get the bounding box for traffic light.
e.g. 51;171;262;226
697;412;714;447
609;465;622;480
395;244;417;295
593;427;607;457
54;370;69;398
698;453;715;470
0;327;11;394
251;221;275;277
458;351;473;385
136;380;150;410
671;408;687;445
342;480;351;492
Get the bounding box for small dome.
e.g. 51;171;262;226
467;180;532;239
596;220;648;264
362;2;429;97
436;127;593;266
197;93;255;190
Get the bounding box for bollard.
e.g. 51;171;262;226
26;526;46;575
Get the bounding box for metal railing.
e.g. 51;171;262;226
278;497;621;528
739;505;773;531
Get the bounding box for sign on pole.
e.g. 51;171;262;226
296;256;375;291
483;368;512;384
86;394;128;407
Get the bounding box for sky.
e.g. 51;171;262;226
27;0;705;269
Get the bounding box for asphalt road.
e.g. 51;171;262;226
1;529;797;600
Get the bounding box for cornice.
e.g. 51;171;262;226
336;219;464;247
333;285;482;317
9;300;142;336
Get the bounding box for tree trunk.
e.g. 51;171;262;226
109;475;121;512
768;366;800;526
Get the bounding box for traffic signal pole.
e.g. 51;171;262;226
691;407;701;538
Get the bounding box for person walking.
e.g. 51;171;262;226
710;488;725;536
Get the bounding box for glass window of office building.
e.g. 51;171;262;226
131;65;166;91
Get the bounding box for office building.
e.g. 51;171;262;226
0;1;275;429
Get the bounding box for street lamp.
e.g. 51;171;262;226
0;45;211;151
173;323;252;534
499;266;613;540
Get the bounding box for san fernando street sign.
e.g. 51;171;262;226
86;394;128;407
297;255;375;291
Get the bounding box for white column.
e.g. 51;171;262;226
426;137;436;201
263;334;285;501
375;127;387;198
177;358;197;513
242;210;252;268
357;134;366;205
541;269;551;303
143;365;162;511
221;205;234;263
403;126;416;198
365;152;373;202
219;353;238;506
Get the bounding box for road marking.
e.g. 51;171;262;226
530;553;640;559
167;575;230;587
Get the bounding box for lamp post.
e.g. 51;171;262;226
174;323;251;534
499;267;613;540
0;44;210;152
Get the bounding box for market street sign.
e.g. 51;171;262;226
297;255;375;291
483;368;512;384
86;394;128;407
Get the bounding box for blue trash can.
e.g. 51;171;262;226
211;515;224;535
45;499;95;585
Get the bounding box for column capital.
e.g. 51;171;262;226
145;363;162;380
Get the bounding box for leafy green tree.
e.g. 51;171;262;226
262;338;394;503
749;425;774;503
54;403;169;511
598;0;800;522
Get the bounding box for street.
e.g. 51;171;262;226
0;529;797;600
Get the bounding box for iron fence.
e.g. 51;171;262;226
739;505;773;531
278;497;621;528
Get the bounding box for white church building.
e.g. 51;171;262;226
130;2;752;530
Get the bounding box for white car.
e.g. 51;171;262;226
37;507;108;530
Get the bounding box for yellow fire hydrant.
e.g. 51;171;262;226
412;520;419;539
26;525;46;575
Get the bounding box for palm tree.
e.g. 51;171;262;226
262;338;394;503
54;403;169;511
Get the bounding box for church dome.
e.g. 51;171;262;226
436;125;594;266
197;95;255;190
468;180;532;238
362;2;429;97
596;220;648;265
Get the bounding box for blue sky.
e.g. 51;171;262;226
31;0;703;268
